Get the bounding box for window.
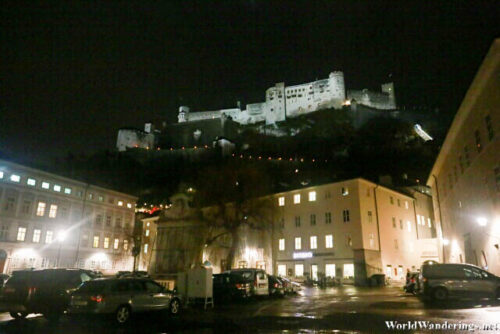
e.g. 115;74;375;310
417;215;421;225
0;171;3;179
16;227;27;241
325;212;332;224
367;211;373;223
95;214;103;226
21;200;31;214
394;239;399;250
64;187;71;194
310;214;316;226
390;196;394;204
308;191;316;201
397;199;401;207
342;210;350;222
145;229;150;237
0;225;9;240
407;221;411;232
293;194;301;204
106;216;112;226
46;230;54;244
325;264;336;278
4;197;15;211
27;178;36;186
118;201;123;206
32;229;41;243
279;218;285;228
277;265;286;276
369;233;375;248
366;188;371;197
343;264;354;278
144;243;148;254
295;264;304;277
325;235;333;248
428;218;432;228
295;237;301;250
76;190;83;197
53;184;61;192
310;236;317;249
475;129;482;152
42;182;50;189
10;174;20;182
49;204;58;218
115;217;122;228
399;219;403;230
324;191;331;199
279;238;285;251
346;234;352;247
36;202;46;216
127;203;132;208
88;193;94;200
464;146;470;167
341;187;349;196
104;237;110;248
295;216;301;227
93;236;99;248
278;197;285;206
485;114;494;140
405;201;409;209
392;217;396;228
123;239;129;250
98;195;104;202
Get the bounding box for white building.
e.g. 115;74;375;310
0;159;137;274
177;71;396;126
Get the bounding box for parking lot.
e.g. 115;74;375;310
1;285;500;333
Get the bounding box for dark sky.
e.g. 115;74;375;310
1;1;498;162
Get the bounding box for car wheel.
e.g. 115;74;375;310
432;287;448;301
9;312;28;320
169;298;180;315
115;305;131;324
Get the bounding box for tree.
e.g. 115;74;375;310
193;160;278;269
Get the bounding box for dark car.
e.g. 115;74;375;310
268;275;285;297
0;268;94;320
419;263;500;301
69;277;181;324
403;272;419;294
213;273;251;302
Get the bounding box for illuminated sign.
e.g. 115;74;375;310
293;252;313;259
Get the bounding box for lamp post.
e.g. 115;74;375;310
57;231;68;267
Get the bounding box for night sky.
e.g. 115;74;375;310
1;1;498;162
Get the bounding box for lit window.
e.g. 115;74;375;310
32;229;41;243
127;203;132;208
49;204;58;218
343;264;354;278
118;201;123;206
123;239;129;250
104;237;110;249
278;197;285;206
369;233;375;248
144;243;149;254
325;235;333;248
147;222;150;227
0;171;3;179
93;236;99;248
295;237;301;250
325;264;336;278
53;185;61;192
293;194;301;204
98;196;104;202
308;191;316;201
145;229;150;237
342;187;349;196
89;193;94;200
407;221;411;232
10;174;20;182
279;238;285;251
278;265;286;276
42;182;50;189
36;202;46;216
114;238;119;249
16;227;27;241
27;178;36;186
428;218;432;228
417;215;421;225
295;264;304;277
64;187;71;194
405;201;409;209
310;236;317;249
46;230;54;244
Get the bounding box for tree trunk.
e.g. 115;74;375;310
226;229;240;270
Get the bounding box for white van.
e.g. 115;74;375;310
228;269;269;296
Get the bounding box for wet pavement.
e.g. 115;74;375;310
0;285;499;333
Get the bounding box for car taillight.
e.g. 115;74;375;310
235;283;243;289
411;278;415;283
90;295;104;303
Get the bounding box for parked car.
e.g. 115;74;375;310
68;277;181;324
279;277;300;294
213;273;251;301
403;272;419;294
419;263;500;301
116;271;150;278
0;268;94;320
227;269;269;296
268;275;285;297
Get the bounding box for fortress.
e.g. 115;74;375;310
178;71;396;126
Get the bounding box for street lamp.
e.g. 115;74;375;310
57;230;68;267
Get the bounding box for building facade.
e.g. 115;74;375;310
273;178;438;285
427;39;500;275
0;159;137;274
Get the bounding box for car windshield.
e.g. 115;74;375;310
77;280;108;293
231;271;253;281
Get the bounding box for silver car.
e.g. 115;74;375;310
420;263;500;301
68;277;181;324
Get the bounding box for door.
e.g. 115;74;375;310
311;265;318;281
129;280;150;311
462;266;497;298
144;280;171;309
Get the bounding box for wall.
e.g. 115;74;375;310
117;129;155;152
